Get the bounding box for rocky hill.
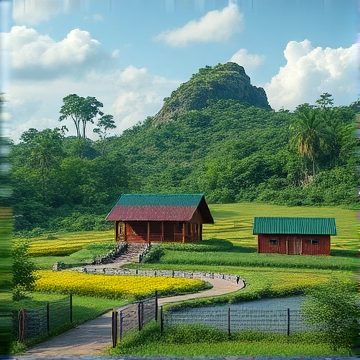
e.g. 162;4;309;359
153;62;272;124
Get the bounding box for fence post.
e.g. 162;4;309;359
227;308;231;337
19;308;26;343
138;302;142;331
46;302;50;335
155;291;158;322
119;311;123;342
111;310;118;348
69;293;73;323
141;302;144;329
287;308;290;336
160;306;164;333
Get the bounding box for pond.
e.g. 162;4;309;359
164;297;309;334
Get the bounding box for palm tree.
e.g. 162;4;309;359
290;104;328;181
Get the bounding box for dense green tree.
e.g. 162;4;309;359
19;128;65;204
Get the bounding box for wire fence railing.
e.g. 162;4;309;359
161;307;315;335
13;295;72;343
112;293;158;347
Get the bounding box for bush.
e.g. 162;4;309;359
301;279;360;350
12;240;38;296
12;284;29;301
142;245;165;263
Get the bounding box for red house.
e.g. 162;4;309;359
253;217;337;255
106;194;214;244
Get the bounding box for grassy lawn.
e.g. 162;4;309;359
108;322;351;357
5;291;123;325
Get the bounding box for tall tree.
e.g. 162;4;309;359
59;94;104;138
315;92;334;109
290;104;328;181
20;128;65;204
93;114;116;155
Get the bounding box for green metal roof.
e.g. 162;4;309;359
116;194;205;207
253;217;337;235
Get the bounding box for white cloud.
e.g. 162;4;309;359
13;0;63;26
264;40;357;110
8;65;180;143
8;26;181;142
153;3;243;47
10;26;115;79
230;49;265;74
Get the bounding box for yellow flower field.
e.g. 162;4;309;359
34;270;207;300
28;239;106;256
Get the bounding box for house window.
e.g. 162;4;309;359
311;239;319;245
269;239;278;245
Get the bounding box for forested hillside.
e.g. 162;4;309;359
7;63;358;234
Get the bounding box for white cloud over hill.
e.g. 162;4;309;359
265;40;357;110
154;3;243;47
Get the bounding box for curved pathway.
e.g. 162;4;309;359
23;276;242;358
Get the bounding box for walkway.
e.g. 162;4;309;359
22;277;242;358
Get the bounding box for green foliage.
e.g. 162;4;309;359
59;94;105;138
12;284;30;301
157;249;360;271
111;321;351;357
57;213;111;232
301;279;360;350
11;240;38;295
163;323;228;343
142;245;165;263
162;239;234;252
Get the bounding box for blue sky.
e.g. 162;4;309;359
1;0;358;142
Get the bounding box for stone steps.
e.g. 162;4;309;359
114;243;148;263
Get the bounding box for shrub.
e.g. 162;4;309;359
143;245;165;263
301;279;360;350
12;240;38;298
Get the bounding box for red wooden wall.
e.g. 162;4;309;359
115;221;202;243
257;234;330;255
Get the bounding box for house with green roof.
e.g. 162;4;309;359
106;194;214;243
252;217;337;255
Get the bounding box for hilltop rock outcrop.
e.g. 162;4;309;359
153;62;272;124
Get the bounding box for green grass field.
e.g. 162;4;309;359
204;202;358;250
10;202;360;356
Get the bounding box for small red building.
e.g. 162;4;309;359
106;193;214;244
253;217;337;255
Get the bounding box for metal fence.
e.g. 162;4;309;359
162;307;315;335
13;295;72;343
112;293;158;347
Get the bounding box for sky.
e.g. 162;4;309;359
0;0;359;142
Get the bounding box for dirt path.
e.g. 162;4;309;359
23;277;242;358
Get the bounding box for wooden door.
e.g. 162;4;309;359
287;237;301;255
